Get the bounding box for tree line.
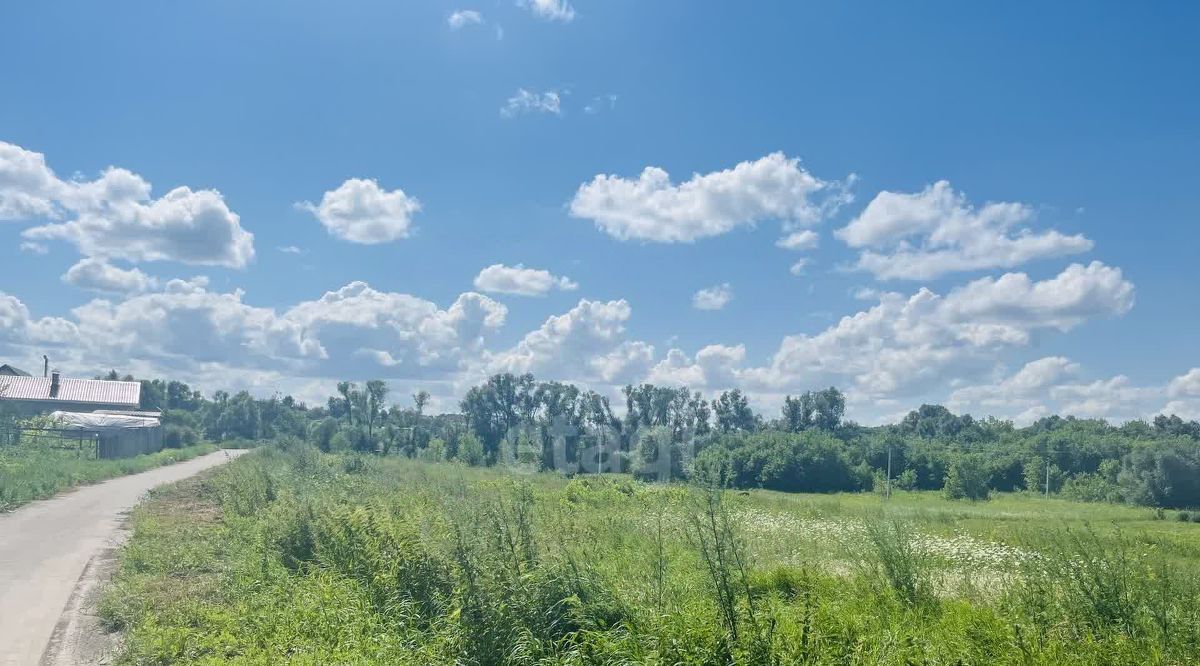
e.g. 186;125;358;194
98;370;1200;510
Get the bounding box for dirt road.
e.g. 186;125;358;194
0;448;247;665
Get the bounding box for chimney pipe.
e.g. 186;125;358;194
43;355;48;378
50;370;60;398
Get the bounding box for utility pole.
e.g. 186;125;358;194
886;445;892;500
1045;458;1051;498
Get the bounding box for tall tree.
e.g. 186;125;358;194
811;387;846;431
714;389;756;433
781;394;813;432
460;373;536;460
413;390;430;416
365;380;388;441
337;381;355;426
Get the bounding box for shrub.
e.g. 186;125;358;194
421;437;446;462
328;430;352;453
1061;470;1124;504
895;468;918;491
162;423;198;449
943;454;991;501
456;432;485;466
688;430;868;493
1119;441;1200;509
306;417;337;453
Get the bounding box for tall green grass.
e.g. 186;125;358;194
0;442;218;511
102;444;1200;664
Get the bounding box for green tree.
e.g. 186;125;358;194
713;389;756;433
413;390;430;416
308;417;338;453
364;379;388;442
943;454;991;501
336;381;355;426
456;432;486;466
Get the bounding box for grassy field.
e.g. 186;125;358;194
101;444;1200;665
0;442;218;511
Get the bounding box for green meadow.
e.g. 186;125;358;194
102;443;1200;665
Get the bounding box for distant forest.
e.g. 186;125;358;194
93;370;1200;509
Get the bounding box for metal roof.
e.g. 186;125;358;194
0;376;141;407
0;364;31;377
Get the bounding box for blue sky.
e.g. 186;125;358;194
1;1;1198;423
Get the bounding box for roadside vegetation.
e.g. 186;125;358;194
102;442;1200;665
0;438;217;511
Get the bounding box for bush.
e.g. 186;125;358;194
1061;470;1124;504
943;454;991;501
328;430;351;453
1120;441;1200;509
456;432;486;466
162;423;198;449
689;430;868;493
306;418;337;453
421;437;447;462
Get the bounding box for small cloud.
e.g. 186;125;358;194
448;9;484;29
62;258;159;294
278;246;306;255
19;241;48;255
692;283;733;311
519;0;575;23
776;230;819;251
473;263;578;296
297;178;420;245
789;259;810;276
501;89;562;118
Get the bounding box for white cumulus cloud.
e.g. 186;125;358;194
1165;368;1200;419
2;141;255;268
569;152;850;243
448;9;483;29
836;180;1093;280
646;344;746;388
946;356;1081;423
0;279;508;393
1167;368;1200;398
63;258;160;294
776;230;820;251
297;178;421;244
519;0;575;22
692;283;733;311
489;299;653;385
473;263;578;296
740;262;1134;404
